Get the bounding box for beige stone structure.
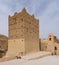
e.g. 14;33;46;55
7;8;39;57
41;33;59;55
40;39;47;51
0;35;8;58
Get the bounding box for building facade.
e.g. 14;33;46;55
7;8;40;57
41;33;59;55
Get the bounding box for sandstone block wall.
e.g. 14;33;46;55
8;8;40;57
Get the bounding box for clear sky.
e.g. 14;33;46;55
0;0;59;38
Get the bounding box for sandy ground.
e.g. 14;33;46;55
0;56;59;65
0;51;59;65
22;51;51;60
0;51;51;62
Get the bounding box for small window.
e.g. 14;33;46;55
54;46;57;50
49;38;51;41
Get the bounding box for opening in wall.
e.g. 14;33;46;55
54;46;57;50
49;38;51;41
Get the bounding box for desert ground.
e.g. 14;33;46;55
0;52;59;65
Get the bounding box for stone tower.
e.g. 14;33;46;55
8;8;39;57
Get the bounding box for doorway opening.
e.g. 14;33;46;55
54;46;57;55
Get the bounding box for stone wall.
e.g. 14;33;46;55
7;8;40;57
41;34;59;55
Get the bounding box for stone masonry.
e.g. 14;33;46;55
7;8;40;57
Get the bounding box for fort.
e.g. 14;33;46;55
7;8;40;57
0;8;59;60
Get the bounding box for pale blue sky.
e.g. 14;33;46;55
0;0;59;38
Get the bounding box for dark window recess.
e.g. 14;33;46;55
54;47;57;50
0;50;5;53
49;38;51;41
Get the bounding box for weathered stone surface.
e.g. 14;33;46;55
0;35;8;58
7;8;40;57
41;33;59;55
